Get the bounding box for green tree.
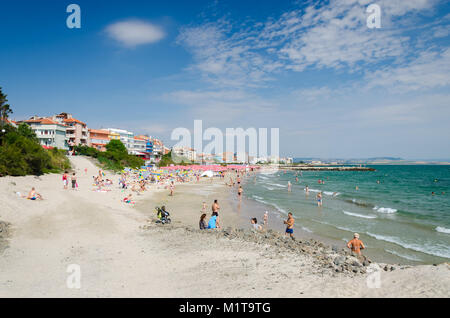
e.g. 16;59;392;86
0;87;13;130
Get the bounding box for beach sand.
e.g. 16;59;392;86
0;156;448;297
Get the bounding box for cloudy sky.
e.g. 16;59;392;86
1;0;449;159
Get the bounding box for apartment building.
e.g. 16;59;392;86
22;118;69;150
107;128;134;152
52;113;88;150
172;146;197;162
88;129;110;152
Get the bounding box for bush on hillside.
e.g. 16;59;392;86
0;123;70;176
74;139;144;172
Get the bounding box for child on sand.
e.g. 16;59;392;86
169;181;175;196
123;194;134;204
26;187;43;200
62;172;68;190
71;173;77;190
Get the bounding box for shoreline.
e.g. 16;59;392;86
0;156;449;297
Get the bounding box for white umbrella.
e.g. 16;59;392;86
201;170;214;178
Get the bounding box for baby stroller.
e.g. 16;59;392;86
155;206;171;224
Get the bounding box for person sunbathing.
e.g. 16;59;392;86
27;187;43;200
123;194;135;204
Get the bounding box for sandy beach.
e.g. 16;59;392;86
0;156;449;298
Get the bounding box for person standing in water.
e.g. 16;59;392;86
238;186;243;200
284;212;295;238
347;233;365;256
316;192;323;207
305;185;309;195
288;181;292;192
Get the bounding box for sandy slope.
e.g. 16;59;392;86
0;156;448;297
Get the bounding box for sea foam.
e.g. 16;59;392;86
373;206;397;214
436;226;450;234
367;232;450;259
343;210;377;219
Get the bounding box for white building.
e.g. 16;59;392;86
22;118;69;150
130;136;147;155
107;128;134;152
172;146;197;162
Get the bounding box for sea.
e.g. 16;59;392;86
241;165;450;265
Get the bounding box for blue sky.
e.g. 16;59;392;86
1;0;449;159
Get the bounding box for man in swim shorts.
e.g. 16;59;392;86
284;212;295;238
347;233;365;256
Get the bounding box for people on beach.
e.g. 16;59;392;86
198;214;207;230
202;201;207;213
238;186;243;200
316;192;323;207
208;212;220;229
123;194;134;204
251;218;262;231
347;233;365;256
27;187;43;200
212;199;220;214
62;171;68;190
305;185;309;195
284;212;295;238
288;181;292;192
71;173;77;190
169;181;175;196
263;211;268;229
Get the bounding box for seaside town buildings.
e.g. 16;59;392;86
13;113;168;162
13;112;293;166
21;117;69;150
107;128;134;150
88;129;110;152
52;113;88;150
172;146;197;162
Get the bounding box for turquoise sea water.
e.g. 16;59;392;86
243;165;450;264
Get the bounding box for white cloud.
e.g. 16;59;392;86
106;20;165;47
177;0;439;88
366;48;450;91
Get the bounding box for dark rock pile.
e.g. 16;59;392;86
143;221;386;276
